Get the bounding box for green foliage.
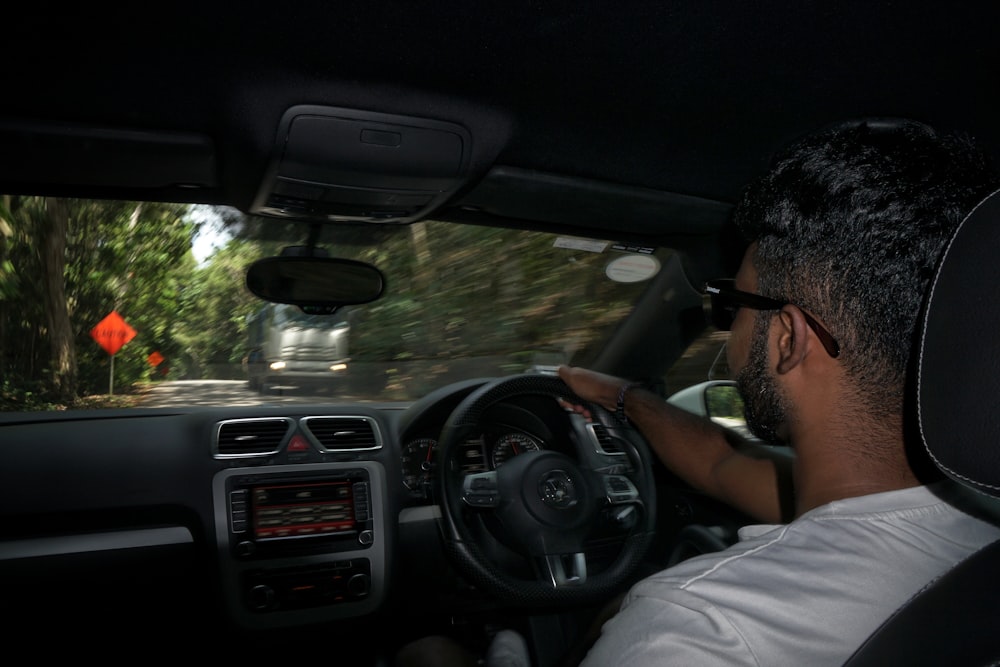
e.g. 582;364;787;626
0;198;16;300
173;238;264;378
1;197;196;405
706;384;746;419
350;222;637;367
0;377;147;411
69;201;197;394
2;201;657;408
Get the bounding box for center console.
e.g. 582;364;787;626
213;461;387;628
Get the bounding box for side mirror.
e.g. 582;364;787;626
246;256;385;311
668;380;753;440
703;382;746;429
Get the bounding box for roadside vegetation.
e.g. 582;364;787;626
2;195;646;411
0;195;247;411
0;379;153;411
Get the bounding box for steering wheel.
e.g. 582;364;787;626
435;374;657;605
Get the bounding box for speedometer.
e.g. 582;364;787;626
491;432;541;468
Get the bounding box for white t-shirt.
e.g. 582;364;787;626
581;483;1000;667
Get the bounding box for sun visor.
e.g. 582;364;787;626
251;106;472;223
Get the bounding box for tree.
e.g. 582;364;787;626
39;198;76;402
1;196;196;407
65;199;196;394
174;237;264;379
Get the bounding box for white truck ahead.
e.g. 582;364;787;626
245;303;351;393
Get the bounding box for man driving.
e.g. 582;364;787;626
559;117;1000;666
395;118;1000;667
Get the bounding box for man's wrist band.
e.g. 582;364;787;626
616;382;641;425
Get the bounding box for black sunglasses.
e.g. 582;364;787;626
704;279;841;358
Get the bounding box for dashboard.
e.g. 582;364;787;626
0;374;758;658
0;376;605;643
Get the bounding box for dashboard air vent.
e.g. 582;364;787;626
214;418;294;459
301;416;382;452
590;423;624;455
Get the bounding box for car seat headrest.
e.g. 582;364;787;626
918;187;1000;497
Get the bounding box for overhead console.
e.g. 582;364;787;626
251;105;472;224
213;461;387;628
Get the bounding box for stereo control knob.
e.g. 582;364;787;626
347;573;370;597
247;584;275;611
358;530;374;546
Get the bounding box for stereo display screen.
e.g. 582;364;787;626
252;481;356;539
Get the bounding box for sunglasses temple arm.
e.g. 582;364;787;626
801;311;841;358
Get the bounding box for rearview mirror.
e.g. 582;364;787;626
246;256;385;310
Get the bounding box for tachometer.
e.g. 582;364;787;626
491;432;541;468
401;437;436;495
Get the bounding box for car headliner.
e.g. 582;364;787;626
2;2;998;256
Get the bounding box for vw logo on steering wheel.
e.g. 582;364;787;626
538;469;577;509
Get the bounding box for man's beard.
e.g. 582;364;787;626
735;315;789;445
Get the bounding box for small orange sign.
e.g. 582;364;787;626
90;311;137;356
147;351;164;367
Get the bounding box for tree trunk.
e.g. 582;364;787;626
39;198;77;402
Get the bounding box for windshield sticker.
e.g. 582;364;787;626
610;243;655;254
605;254;660;283
554;237;609;253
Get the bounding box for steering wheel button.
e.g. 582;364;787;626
464;493;497;507
604;475;638;503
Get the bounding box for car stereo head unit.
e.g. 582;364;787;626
252;480;356;539
214;461;387;628
225;468;374;559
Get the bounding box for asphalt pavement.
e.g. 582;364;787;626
139;379;351;407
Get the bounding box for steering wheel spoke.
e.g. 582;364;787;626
462;471;500;508
540;552;588;587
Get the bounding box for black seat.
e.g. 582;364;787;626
844;188;1000;666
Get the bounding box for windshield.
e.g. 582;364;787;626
1;198;719;410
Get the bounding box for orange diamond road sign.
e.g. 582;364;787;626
90;311;137;356
147;351;164;367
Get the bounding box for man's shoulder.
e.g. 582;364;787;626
803;483;1000;533
634;485;999;597
596;486;1000;667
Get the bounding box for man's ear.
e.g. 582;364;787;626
774;305;812;374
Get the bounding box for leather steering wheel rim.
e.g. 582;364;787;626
435;374;657;606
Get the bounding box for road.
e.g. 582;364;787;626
139;379;356;407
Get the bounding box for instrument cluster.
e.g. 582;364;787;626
401;426;544;500
400;392;571;501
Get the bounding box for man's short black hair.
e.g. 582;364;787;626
733;118;999;414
